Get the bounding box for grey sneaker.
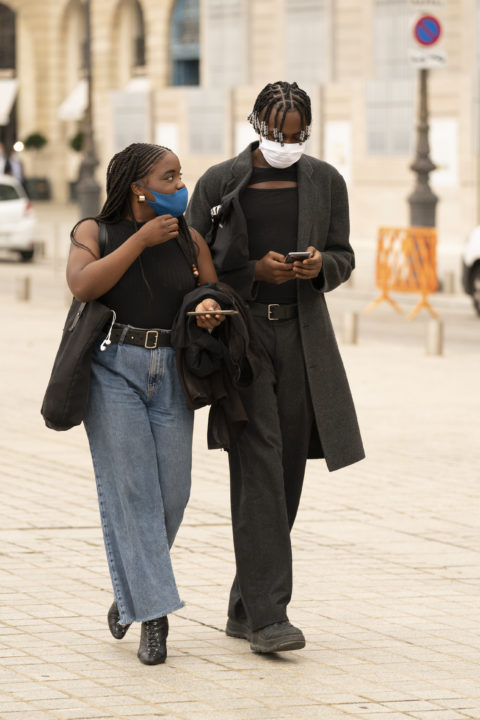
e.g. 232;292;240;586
225;617;250;640
250;621;305;653
226;618;305;653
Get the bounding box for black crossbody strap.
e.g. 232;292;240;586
98;222;108;257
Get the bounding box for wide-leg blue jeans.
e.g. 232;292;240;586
84;338;193;625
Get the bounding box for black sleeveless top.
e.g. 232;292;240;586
241;165;298;304
99;219;196;329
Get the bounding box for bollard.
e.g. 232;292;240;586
65;286;73;307
425;319;444;356
15;275;31;302
33;240;46;259
342;311;358;345
442;271;455;294
343;272;355;290
53;223;61;275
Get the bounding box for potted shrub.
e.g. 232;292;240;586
24;132;48;152
69;131;84;153
23;132;51;200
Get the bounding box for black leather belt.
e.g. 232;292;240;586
109;326;171;349
249;302;298;321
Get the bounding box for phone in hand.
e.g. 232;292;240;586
186;309;239;316
284;251;311;264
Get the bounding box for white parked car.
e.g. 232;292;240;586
0;173;37;261
462;226;480;316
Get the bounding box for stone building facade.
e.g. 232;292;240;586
1;0;479;278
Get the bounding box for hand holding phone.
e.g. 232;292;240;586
284;251;311;264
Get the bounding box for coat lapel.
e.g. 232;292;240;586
297;155;316;251
222;142;256;201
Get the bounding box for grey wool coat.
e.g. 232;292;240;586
186;142;365;471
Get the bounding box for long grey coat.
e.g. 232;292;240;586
186;142;365;471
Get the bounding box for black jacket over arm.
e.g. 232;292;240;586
171;282;262;450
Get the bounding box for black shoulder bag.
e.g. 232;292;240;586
41;223;116;431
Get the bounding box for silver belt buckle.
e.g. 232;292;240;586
267;303;279;320
145;330;158;348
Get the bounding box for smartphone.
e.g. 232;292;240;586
186;309;239;316
284;251;311;263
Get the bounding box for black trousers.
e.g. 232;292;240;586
227;316;314;631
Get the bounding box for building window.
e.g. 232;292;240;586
133;0;146;69
204;0;244;87
110;0;148;87
170;0;200;86
366;0;415;156
474;2;480;153
477;1;480;71
0;3;16;71
374;0;412;80
285;0;329;84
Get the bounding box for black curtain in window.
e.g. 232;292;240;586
0;3;16;70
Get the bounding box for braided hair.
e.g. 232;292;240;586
70;142;198;283
248;81;312;144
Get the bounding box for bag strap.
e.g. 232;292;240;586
98;222;108;257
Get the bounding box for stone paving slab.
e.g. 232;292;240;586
0;281;480;720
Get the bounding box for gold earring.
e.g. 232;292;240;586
137;194;146;203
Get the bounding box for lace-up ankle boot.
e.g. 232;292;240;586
107;601;132;640
137;615;169;665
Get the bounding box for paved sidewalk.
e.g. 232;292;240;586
1;279;480;719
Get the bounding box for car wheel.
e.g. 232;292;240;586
19;250;34;262
472;264;480;316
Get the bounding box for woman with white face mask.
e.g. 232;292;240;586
186;82;365;654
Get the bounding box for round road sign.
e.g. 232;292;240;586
413;15;442;46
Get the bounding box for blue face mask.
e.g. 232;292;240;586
137;183;188;217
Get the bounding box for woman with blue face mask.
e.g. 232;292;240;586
66;143;224;665
187;82;364;654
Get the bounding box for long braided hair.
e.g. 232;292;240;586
70;143;198;289
248;81;312;144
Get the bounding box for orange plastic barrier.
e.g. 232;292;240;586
365;226;438;320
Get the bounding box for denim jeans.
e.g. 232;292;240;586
84;337;193;625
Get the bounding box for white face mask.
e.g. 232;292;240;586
258;136;305;169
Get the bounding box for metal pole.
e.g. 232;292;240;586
407;68;438;227
477;79;480;225
76;0;101;219
342;311;358;345
15;275;31;302
425;319;443;356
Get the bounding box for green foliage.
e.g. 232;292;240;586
69;131;84;152
23;132;48;151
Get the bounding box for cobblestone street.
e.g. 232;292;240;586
0;233;479;719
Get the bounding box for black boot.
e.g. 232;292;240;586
137;616;169;665
107;601;132;640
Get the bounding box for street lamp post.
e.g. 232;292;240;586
76;0;100;219
407;68;438;227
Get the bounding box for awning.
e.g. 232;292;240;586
124;77;151;93
0;78;18;126
58;79;88;121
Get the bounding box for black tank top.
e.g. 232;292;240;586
241;165;298;304
99;219;196;329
